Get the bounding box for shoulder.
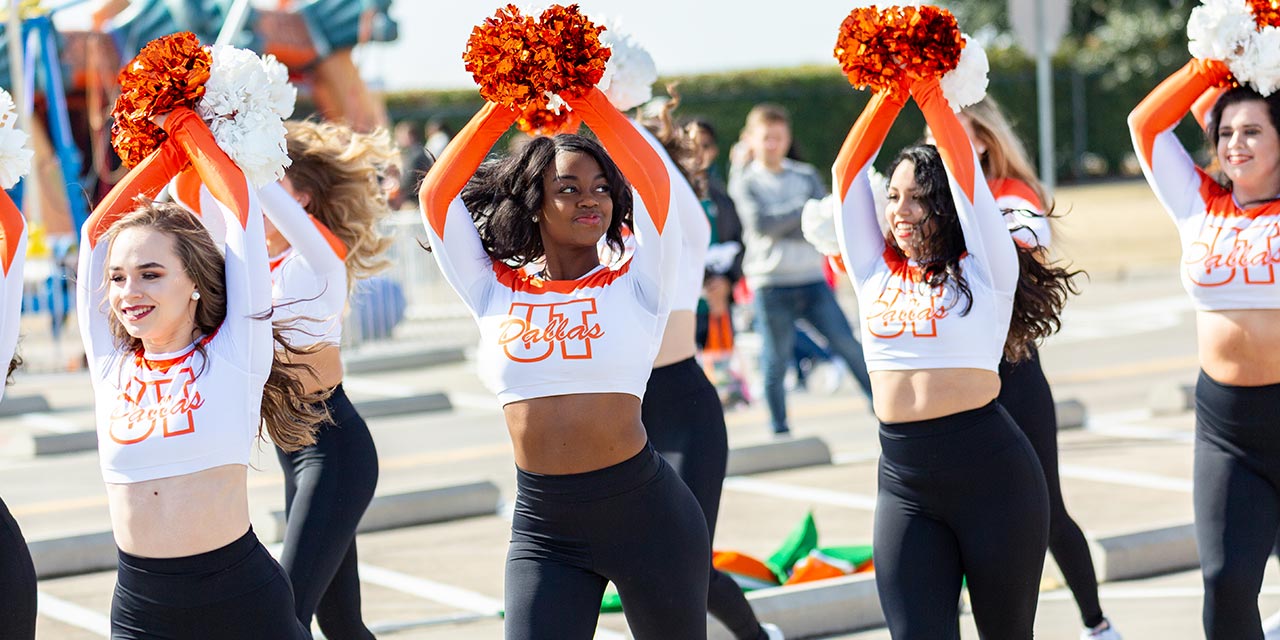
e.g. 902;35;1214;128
783;159;820;178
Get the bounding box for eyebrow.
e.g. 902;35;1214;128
554;173;607;182
108;262;166;271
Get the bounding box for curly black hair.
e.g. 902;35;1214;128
460;134;631;267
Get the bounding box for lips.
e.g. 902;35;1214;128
120;305;154;322
573;213;603;225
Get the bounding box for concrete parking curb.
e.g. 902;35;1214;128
12;393;453;457
343;345;467;375
1056;399;1086;430
1149;382;1195;415
708;574;884;640
1090;522;1199;582
0;394;49;417
254;480;502;543
725;436;832;477
28;530;117;579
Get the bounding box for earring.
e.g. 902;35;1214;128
532;214;539;223
191;291;201;301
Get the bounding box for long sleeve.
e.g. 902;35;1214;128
258;181;348;275
1128;59;1230;222
992;178;1052;249
914;78;1017;294
0;192;23;403
568;88;678;317
832;89;907;280
634;120;708;311
418;102;519;314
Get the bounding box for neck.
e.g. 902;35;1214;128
142;328;201;356
1235;181;1280;209
267;236;292;257
540;247;601;281
761;157;784;172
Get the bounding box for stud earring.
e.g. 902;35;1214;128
532;214;539;223
191;291;201;301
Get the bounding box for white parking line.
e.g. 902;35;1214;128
723;476;877;511
357;562;504;615
20;412;87;434
1084;409;1194;443
340;376;419;398
37;592;110;637
1059;464;1193;493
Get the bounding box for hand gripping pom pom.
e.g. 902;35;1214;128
110;32;212;168
0;88;31;189
834;5;964;93
463;4;611;110
1188;0;1280;95
516;102;582;137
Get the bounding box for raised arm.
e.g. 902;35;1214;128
568;88;678;315
832;88;907;279
1128;59;1231;220
417;102;519;312
993;178;1052;249
913;78;1016;293
258;181;348;276
634;120;710;306
0;192;23;401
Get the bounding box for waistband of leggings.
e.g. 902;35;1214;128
313;383;360;425
117;527;259;576
646;357;712;398
878;401;1019;467
1196;369;1280;440
516;442;663;503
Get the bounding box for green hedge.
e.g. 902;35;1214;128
382;50;1207;186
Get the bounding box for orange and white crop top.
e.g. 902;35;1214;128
1130;59;1280;311
419;90;677;404
258;182;348;347
833;81;1018;373
634;122;709;314
77;109;273;484
0;194;24;405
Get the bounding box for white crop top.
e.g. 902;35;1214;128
259;182;348;347
636;122;709;314
78;111;273;483
419;94;678;404
0;201;24;405
991;178;1052;249
833;85;1017;373
1131;60;1280;311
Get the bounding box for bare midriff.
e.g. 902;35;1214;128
653;310;697;368
106;464;249;558
1197;309;1280;386
871;368;1001;423
287;343;344;395
504;393;648;475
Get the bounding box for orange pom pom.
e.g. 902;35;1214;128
110;32;212;168
1248;0;1280;28
834;5;964;92
463;4;610;109
516;104;582;137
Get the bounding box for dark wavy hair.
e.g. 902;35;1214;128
887;145;1081;361
460;134;631;266
1205;86;1280;197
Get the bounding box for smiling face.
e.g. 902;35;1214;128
107;226;200;354
538;150;613;252
1218;99;1280;205
885;160;934;260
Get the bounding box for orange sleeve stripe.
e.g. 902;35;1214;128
173;168;203;214
1192;85;1226;129
989;178;1044;211
835;90;907;203
914;79;976;204
570;88;671;234
0;191;21;275
310;216;348;261
1130;61;1220;169
419;102;520;239
85;142;188;249
163;109;251;229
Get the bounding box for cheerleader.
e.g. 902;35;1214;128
836;76;1073;636
419;87;710;639
77;108;324;639
934;98;1118;639
1130;57;1280;639
0;168;33;640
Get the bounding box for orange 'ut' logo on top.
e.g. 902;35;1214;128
1184;219;1280;287
866;281;949;339
108;365;205;445
497;300;605;363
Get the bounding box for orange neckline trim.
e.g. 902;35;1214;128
133;331;218;373
493;260;631;294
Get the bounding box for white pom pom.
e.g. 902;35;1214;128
594;16;657;112
0;88;31;190
802;195;843;257
1187;0;1256;61
198;45;297;186
1231;26;1280;96
940;34;989;112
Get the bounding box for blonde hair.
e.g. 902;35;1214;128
283;120;398;292
102;201;328;452
744;103;791;132
962;97;1049;208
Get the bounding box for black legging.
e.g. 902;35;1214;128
0;494;36;640
642;357;765;640
998;348;1105;628
110;527;309;639
1194;371;1280;640
875;401;1049;639
504;443;710;640
275;384;379;639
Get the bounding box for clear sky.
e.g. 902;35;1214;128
55;0;864;91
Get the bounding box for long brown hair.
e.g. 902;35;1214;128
962;97;1049;208
1006;246;1083;361
283;120;398;291
101;201;328;452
